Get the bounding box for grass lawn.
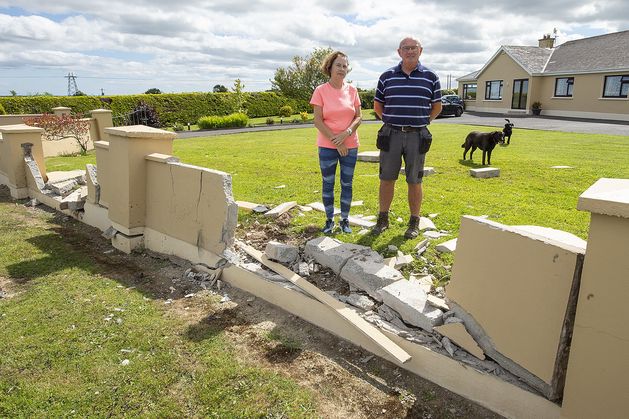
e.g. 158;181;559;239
0;196;316;416
45;123;629;281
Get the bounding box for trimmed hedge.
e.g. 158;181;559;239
0;92;308;127
0;102;5;115
197;113;248;129
358;90;375;109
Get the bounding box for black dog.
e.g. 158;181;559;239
461;131;505;165
503;118;514;144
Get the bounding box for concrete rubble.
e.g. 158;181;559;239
265;241;299;264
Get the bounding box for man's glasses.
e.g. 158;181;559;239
401;45;420;51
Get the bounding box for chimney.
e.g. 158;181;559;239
538;34;555;48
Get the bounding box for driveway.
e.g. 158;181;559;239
177;112;628;139
432;112;629;136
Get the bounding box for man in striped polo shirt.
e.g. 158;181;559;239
372;36;442;239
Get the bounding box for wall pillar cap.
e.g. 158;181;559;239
51;106;71;111
105;125;176;140
577;178;629;218
91;109;113;114
0;124;44;134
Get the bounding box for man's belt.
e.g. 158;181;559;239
387;124;423;133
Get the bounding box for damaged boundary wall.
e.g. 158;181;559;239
0;121;627;419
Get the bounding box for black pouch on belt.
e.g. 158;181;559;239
376;124;392;151
418;126;433;154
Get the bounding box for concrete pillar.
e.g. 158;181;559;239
94;141;110;208
561;178;629;418
104;125;175;252
0;124;45;199
51;106;71;117
91;109;113;142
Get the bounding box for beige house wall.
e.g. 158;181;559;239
466;52;531;114
535;72;629;121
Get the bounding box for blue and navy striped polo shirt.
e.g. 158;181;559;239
374;62;442;127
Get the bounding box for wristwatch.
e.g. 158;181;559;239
346;127;352;135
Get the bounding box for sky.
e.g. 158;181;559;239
1;1;628;96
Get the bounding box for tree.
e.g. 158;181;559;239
23;114;91;155
271;47;333;102
73;90;87;96
145;88;162;94
232;78;245;113
9;90;17;96
213;84;228;93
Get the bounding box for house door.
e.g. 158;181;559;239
511;79;528;109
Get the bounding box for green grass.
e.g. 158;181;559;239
44;123;629;280
0;202;316;417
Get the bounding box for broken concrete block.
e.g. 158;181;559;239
434;322;485;360
47;179;78;197
347;215;375;228
550;165;572;169
470;167;500;178
419;217;437;231
436;238;457;253
426;294;450;311
305;237;380;274
423;167;436;176
350;200;363;207
236;201;260;211
265;241;299;264
357;150;379;162
345;293;376;311
409;274;432;293
423;230;447;239
306;201;341;216
25;158;46;191
380;280;444;331
59;187;87;210
265;201;297;217
340;257;403;301
85;164;99;204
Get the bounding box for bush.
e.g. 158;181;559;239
0;102;5;115
173;122;184;131
128;101;160;128
358;90;375;109
278;105;293;118
266;117;275;125
299;112;309;122
197;112;248;129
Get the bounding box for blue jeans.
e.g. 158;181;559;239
318;147;358;220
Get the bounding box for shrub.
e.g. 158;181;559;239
299;112;309;122
278;105;293;118
128;101;161;127
23;113;91;155
266;117;275;125
197;112;248;129
358;90;375;109
0;102;5;115
173;122;184;131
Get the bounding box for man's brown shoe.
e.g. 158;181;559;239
371;212;389;235
404;215;420;239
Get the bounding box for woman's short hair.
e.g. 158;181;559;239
320;51;349;77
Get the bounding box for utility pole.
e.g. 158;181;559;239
65;72;79;96
100;88;105;96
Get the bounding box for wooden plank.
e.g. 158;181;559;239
236;240;411;364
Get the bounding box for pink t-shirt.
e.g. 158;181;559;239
310;82;361;149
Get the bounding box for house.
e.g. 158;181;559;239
458;30;629;121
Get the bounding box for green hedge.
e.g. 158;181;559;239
358;90;375;109
0;92;307;127
197;113;248;129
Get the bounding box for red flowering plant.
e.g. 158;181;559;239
23;113;91;155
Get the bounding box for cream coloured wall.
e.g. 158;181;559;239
469;52;531;113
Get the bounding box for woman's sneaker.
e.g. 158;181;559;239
322;219;335;234
339;218;352;233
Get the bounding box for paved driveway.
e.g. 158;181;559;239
432;112;629;136
177;112;628;139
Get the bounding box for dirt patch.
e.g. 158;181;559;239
5;195;503;418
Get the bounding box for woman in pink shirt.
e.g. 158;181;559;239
310;51;362;234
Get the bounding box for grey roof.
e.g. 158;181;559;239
544;30;629;73
503;46;553;74
457;70;480;81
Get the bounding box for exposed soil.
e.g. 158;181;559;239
2;187;503;418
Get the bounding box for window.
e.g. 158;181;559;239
554;77;574;97
603;75;629;98
485;80;503;100
463;83;477;100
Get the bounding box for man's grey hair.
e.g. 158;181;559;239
399;36;422;49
